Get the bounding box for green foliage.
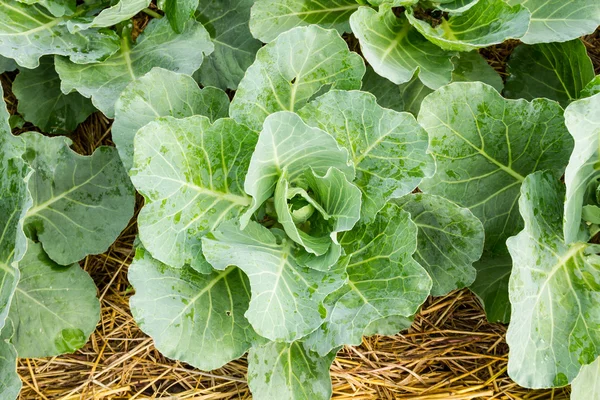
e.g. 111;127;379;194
505;40;595;107
0;0;598;398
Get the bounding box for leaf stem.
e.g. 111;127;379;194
142;7;163;19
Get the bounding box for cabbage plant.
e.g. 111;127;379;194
0;0;599;398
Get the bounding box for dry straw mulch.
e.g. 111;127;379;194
7;27;600;400
16;220;571;400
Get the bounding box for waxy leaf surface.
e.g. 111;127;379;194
419;82;573;322
8;241;100;358
195;0;262;90
202;221;347;342
298;90;433;221
395;193;484;297
507;171;600;388
0;87;30;332
249;0;358;42
506;0;600;44
505;40;595;107
350;5;454;89
0;1;120;69
304;203;431;356
131;116;256;273
229;25;364;131
13;57;96;134
241;111;354;227
114;67;229;171
129;247;258;371
55;17;213;117
406;0;530;52
248;341;336;400
22;133;135;265
563;93;600;243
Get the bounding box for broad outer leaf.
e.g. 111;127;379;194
0;55;16;73
361;68;434;116
367;0;418;5
195;0;262;90
572;357;600;399
451;51;503;93
55;17;214;117
435;0;479;12
507;171;600;388
395;193;484;297
469;254;512;322
9;241;100;358
304;203;431;356
12;57;96;134
18;0;76;17
406;0;530;52
247;341;336;400
202;221;347;342
350;5;454;90
229;25;365;131
129;247;259;371
505;40;595;108
582;76;600;98
506;0;600;44
0;1;120;69
564;93;600;244
113;67;229;171
0;88;31;333
130;116;256;273
67;0;150;32
249;0;359;43
160;0;199;33
363;315;413;336
361;53;502;116
298;90;433;221
241;111;354;227
0;321;21;400
419;82;573;322
22;133;135;265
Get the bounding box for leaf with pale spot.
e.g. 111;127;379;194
8;241;100;358
130;116;257;273
229;25;365;131
55;17;213;117
298;90;433;221
507;171;600;388
22;132;135;265
248;341;336;400
0;1;120;69
129;247;260;371
114;67;229;171
304;203;431;356
350;5;454;90
419;82;573;322
202;220;347;342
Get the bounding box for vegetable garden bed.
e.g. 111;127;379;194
1;1;600;399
